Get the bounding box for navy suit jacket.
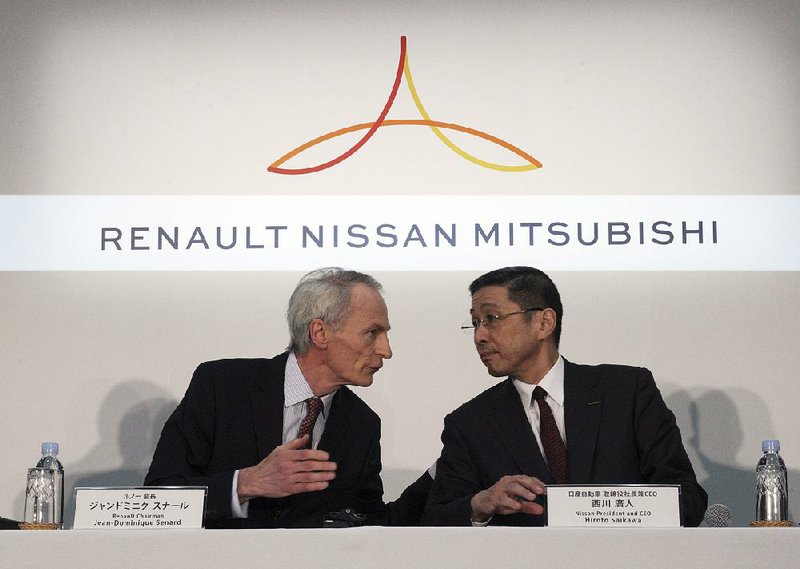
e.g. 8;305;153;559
145;353;388;528
422;360;707;527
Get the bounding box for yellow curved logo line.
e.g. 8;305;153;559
268;37;541;174
402;53;538;172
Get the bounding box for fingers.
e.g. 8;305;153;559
509;475;546;498
282;434;310;450
280;436;335;466
282;469;337;493
268;463;336;496
288;480;332;493
237;439;339;500
290;456;337;472
282;434;329;456
493;491;529;514
519;500;545;516
272;445;337;479
471;475;548;520
280;457;337;479
502;478;542;502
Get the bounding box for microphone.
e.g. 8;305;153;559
703;504;732;527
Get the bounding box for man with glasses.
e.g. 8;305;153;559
421;266;707;527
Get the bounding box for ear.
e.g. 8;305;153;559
308;319;329;349
537;308;557;341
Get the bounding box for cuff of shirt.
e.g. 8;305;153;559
231;470;249;519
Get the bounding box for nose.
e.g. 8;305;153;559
473;322;490;345
376;332;393;359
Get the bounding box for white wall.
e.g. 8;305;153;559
1;0;799;527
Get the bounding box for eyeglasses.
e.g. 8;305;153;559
460;307;546;332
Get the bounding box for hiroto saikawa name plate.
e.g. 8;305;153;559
546;485;681;528
72;487;207;529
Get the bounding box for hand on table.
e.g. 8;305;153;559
470;475;546;523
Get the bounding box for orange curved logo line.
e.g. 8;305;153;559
268;36;542;175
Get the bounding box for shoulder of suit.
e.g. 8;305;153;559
565;359;655;387
445;379;510;419
197;356;272;373
566;359;650;375
192;353;287;386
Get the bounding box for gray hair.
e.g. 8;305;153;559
287;267;383;355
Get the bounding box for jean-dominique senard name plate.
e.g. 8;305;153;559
72;487;207;529
547;485;681;527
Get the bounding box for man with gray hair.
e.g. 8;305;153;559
146;268;428;527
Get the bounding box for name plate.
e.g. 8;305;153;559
547;485;681;527
73;487;207;529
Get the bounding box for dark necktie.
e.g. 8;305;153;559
532;386;569;484
297;397;323;449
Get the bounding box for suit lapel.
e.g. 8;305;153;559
252;353;288;460
491;379;554;483
318;388;349;459
564;359;603;483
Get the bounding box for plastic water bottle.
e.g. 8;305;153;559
36;442;64;528
755;439;788;522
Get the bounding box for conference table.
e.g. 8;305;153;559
2;527;796;568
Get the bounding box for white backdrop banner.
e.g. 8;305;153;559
1;195;798;271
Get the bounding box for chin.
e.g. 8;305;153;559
483;364;507;378
352;374;375;387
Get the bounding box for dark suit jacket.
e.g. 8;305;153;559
422;360;707;527
145;353;392;528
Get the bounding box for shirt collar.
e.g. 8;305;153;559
284;351;334;415
513;355;565;408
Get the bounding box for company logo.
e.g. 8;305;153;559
268;36;541;175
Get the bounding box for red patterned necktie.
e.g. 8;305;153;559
297;397;323;449
532;386;569;484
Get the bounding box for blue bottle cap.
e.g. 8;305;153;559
41;442;59;456
762;439;780;453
